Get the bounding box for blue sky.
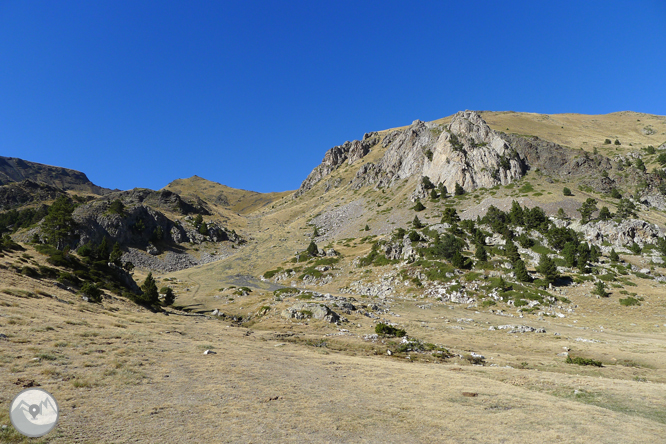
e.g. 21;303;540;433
1;1;665;193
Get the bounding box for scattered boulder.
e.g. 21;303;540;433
281;302;340;323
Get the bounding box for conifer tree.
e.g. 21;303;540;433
306;240;318;257
109;242;123;265
475;244;488;262
514;259;532;282
609;249;619;262
537;253;559;286
140;272;159;305
562;242;577;268
504;240;520;264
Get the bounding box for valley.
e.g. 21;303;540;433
2;110;666;443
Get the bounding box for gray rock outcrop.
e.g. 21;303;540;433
281;302;340;323
294;134;379;197
352;111;527;192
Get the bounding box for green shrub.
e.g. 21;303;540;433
80;282;102;303
375;323;406;337
563;187;572;196
619;297;640;306
108;199;125;215
566;356;602;367
21;266;39;278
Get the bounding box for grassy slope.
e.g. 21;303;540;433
4;111;666;442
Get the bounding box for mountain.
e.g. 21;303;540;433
3;109;666;443
0;156;110;195
164;175;292;214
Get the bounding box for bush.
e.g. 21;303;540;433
563;187;572;196
162;287;175;306
619;297;640;306
566;356;602;367
108;199;125;215
604;139;611;144
614;139;621;145
413;200;426;212
375;323;406;337
80;282;102;303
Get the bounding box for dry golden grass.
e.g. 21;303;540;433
2;252;666;443
4;110;666;442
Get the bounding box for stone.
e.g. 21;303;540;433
281;302;340;323
351;111;527;192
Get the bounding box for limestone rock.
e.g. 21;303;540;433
352;111;527;193
294;134;379;197
281;302;340;323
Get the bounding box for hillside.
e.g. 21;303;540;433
2;109;666;443
164;175;292;214
0;156;110;195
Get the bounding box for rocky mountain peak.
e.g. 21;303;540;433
447;110;493;143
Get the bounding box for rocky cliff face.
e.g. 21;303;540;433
294;133;379;197
352;111;527;193
0;180;67;210
0;156;109;195
70;195;239;250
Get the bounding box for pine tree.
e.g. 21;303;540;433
198;222;208;235
109;242;123;265
577;243;590;273
598;206;612;221
537;253;559;286
509;200;524;226
430;189;439;200
616;199;637;219
42;196;76;249
437;183;448;198
451;250;465;269
475;244;488;262
504;240;520;264
97;236;110;261
306;240;318;257
412;215;423;229
578;198;598;224
161;287;175;306
594;281;608;297
421;176;435;189
589;245;600;263
609;249;619;262
140;272;159;305
514;259;532;282
441;208;460;224
562;242;577;268
454;183;465;196
413;200;426;212
194;214;204;227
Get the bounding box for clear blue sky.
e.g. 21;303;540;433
1;1;665;193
